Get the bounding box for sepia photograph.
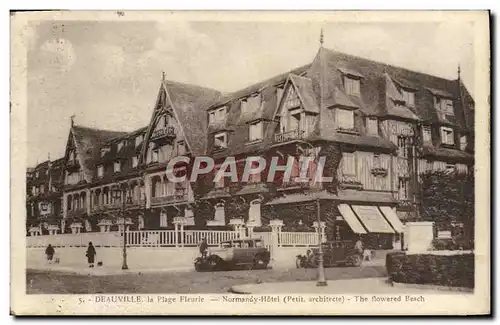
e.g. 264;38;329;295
10;10;490;315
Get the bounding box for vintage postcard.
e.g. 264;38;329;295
10;10;490;315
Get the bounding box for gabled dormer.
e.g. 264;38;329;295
338;67;364;97
274;74;319;143
208;105;228;125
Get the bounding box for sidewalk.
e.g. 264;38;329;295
230;278;474;294
27;262;193;276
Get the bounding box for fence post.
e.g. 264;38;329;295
174;222;179;248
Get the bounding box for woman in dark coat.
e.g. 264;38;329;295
45;244;55;263
86;242;96;268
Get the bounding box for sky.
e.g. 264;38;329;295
26;18;474;167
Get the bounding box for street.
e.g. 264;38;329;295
27;265;387;294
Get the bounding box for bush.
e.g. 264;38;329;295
432;237;474;251
386;252;474;288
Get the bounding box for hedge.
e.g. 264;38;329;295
432;237;474;251
386;252;474;288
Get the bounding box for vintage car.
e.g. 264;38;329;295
194;238;270;272
296;240;363;268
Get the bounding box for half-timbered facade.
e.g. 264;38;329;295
26;43;474;248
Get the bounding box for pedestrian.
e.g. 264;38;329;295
354;237;364;254
45;244;55;264
199;237;208;258
86;241;96;268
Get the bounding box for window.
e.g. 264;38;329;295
336;109;355;130
398;178;408;200
35;171;39;178
440;98;454;116
241;99;248;114
341;152;356;176
117;141;123;152
441;127;455;145
97;165;104;178
426;160;434;171
208;106;227;124
40;186;44;194
402;90;415;106
366;118;378;136
32;186;36;195
114;161;121;173
209;111;216;124
132;156;138;168
249;122;263;142
283;86;301;110
214;132;227;149
214;166;225;189
177;140;186;155
422;125;432;143
460;135;467;151
344;77;360;96
152;149;159;163
210;106;227;124
397;136;408;158
276;85;285;109
373;154;381;168
135;135;143;147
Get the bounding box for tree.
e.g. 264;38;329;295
419;169;474;241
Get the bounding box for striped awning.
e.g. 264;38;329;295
379;206;405;233
338;204;367;234
351;205;394;234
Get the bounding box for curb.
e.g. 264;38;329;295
390;281;474;293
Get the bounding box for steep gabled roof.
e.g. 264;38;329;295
70;125;128;182
164;80;222;155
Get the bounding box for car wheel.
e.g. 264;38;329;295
208;256;222;271
350;255;362;267
253;256;268;270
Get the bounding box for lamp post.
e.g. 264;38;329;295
316;198;327;286
113;185;128;270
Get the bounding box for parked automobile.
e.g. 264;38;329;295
194;238;270;272
296;240;363;268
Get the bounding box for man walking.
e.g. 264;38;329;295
199;237;208;258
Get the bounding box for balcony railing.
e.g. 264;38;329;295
279;180;311;191
91;199;146;213
151;126;176;142
151;190;188;207
274;129;304;143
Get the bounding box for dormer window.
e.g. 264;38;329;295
283;86;301;110
402;89;415;106
435;97;454;116
249;122;263;142
209;106;227;124
366;117;378;136
214;132;228;150
344;77;360;96
114;161;121;173
135;135;143;147
441;127;455;145
460;135;467;151
422;125;432;143
97;165;104;178
336;109;355;130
